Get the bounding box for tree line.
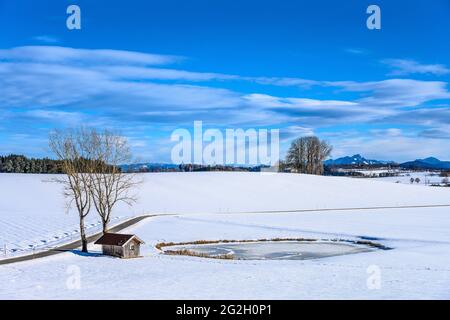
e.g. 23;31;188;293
0;154;117;174
0;154;64;173
177;164;266;172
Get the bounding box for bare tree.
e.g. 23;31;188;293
286;137;307;173
88;129;140;233
286;136;332;175
49;128;94;252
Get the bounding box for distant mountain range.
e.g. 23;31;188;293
400;157;450;170
324;154;394;166
324;154;450;170
120;156;450;172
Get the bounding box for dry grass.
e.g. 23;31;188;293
354;240;391;250
155;237;318;250
329;238;391;250
163;249;235;260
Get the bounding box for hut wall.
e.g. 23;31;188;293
123;239;141;258
102;245;124;258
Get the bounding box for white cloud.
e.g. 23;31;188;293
243;93;396;125
345;48;367;55
244;77;450;109
329;134;450;162
280;126;315;141
1;46;450;161
329;79;450;107
370;128;403;137
1;48;447;132
33;35;59;44
0;46;181;65
247;77;319;88
376;107;450;127
418;128;450;140
96;66;238;81
382;59;450;76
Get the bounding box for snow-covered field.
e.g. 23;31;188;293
0;174;135;257
1;172;450;299
373;171;446;185
2;172;449;257
334;169;447;186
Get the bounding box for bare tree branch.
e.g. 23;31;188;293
87;129;142;233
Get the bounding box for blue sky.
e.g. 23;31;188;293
0;0;449;162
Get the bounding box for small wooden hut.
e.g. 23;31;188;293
94;233;145;259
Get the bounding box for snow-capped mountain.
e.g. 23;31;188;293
400;157;450;170
324;154;394;166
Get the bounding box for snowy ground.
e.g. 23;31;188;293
335;169;446;186
373;171;446;185
2;172;449;257
1;172;450;299
0;174;135;257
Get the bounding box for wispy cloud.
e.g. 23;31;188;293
280;126;315;141
345;48;367;55
377;107;450;127
33;35;59;44
418;128;450;140
1;46;449;160
95;65;239;82
0;46;182;65
382;59;450;76
328;132;450;162
370;128;403;137
1;47;448;116
331;79;450;107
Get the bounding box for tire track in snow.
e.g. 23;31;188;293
222;203;450;215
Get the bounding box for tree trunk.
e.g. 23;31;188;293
79;218;88;253
102;214;111;234
102;221;108;234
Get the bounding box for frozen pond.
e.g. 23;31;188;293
164;241;373;260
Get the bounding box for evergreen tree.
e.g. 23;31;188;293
0;154;64;173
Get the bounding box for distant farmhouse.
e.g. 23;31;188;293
95;233;145;259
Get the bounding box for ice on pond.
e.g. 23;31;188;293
164;241;373;260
